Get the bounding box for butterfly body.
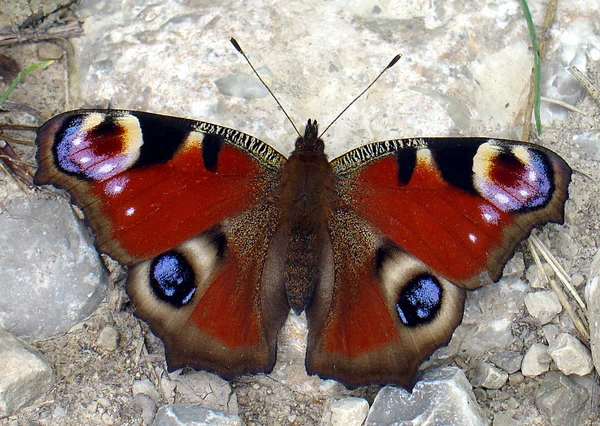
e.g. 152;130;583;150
35;109;571;389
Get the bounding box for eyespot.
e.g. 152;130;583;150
396;274;443;327
149;251;196;307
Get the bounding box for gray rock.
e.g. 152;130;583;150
329;397;369;426
508;372;524;386
490;350;523;374
547;333;593;376
0;197;107;339
524;291;562;324
493;412;518;426
525;263;554;289
174;371;238;414
134;393;157;425
366;367;487;426
535;372;590;426
471;362;508;389
133;378;161;404
153;404;244;426
521;343;551;377
0;327;55;417
502;252;525;277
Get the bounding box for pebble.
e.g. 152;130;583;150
547;333;593;375
329;397;369;426
96;326;119;351
524;291;562;324
521;343;551;377
471;362;508;389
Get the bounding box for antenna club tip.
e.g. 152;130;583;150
387;54;402;69
230;37;243;53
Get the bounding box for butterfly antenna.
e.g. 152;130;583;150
318;54;402;139
230;37;302;138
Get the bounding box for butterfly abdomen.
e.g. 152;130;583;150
278;138;337;313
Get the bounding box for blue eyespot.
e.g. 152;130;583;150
396;274;443;326
149;251;195;307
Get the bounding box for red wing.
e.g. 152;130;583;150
127;201;289;377
35;110;284;264
331;137;571;289
306;209;465;388
305;137;570;388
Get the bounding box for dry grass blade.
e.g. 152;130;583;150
540;96;587;115
527;235;590;343
568;66;600;105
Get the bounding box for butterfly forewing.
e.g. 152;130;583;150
35;110;285;264
331;137;571;289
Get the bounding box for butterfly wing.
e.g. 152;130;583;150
306;137;570;388
35;110;290;376
35;110;284;264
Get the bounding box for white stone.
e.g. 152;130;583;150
367;367;487;425
521;343;551;377
470;362;508;389
329;397;369;426
132;378;161;404
524;291;562;324
152;404;244;426
0;198;106;339
0;327;55;417
547;333;593;376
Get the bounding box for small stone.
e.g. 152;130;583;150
547;333;593;375
134;394;157;425
471;362;508;389
535;372;590;426
521;343;551;377
97;397;111;408
542;324;561;345
493;412;518;426
490;350;523;374
571;273;585;288
330;397;369;426
96;326;119;351
508;372;524;386
0;328;55;417
133;378;161;404
153;404;244;425
503;252;525;276
37;43;64;60
524;291;562;324
473;388;487;400
506;397;520;409
102;413;115;425
367;368;487;425
525;263;554;288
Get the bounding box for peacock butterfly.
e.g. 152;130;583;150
33;56;571;390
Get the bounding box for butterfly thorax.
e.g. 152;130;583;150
277;120;337;313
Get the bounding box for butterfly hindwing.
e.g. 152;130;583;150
306;208;466;388
127;200;290;377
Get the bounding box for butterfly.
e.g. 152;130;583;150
34;103;570;389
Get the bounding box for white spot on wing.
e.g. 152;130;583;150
468;233;477;243
125;207;135;216
495;193;510;205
